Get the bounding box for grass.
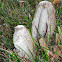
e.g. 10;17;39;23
0;0;62;62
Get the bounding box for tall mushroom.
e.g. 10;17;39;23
32;1;56;41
